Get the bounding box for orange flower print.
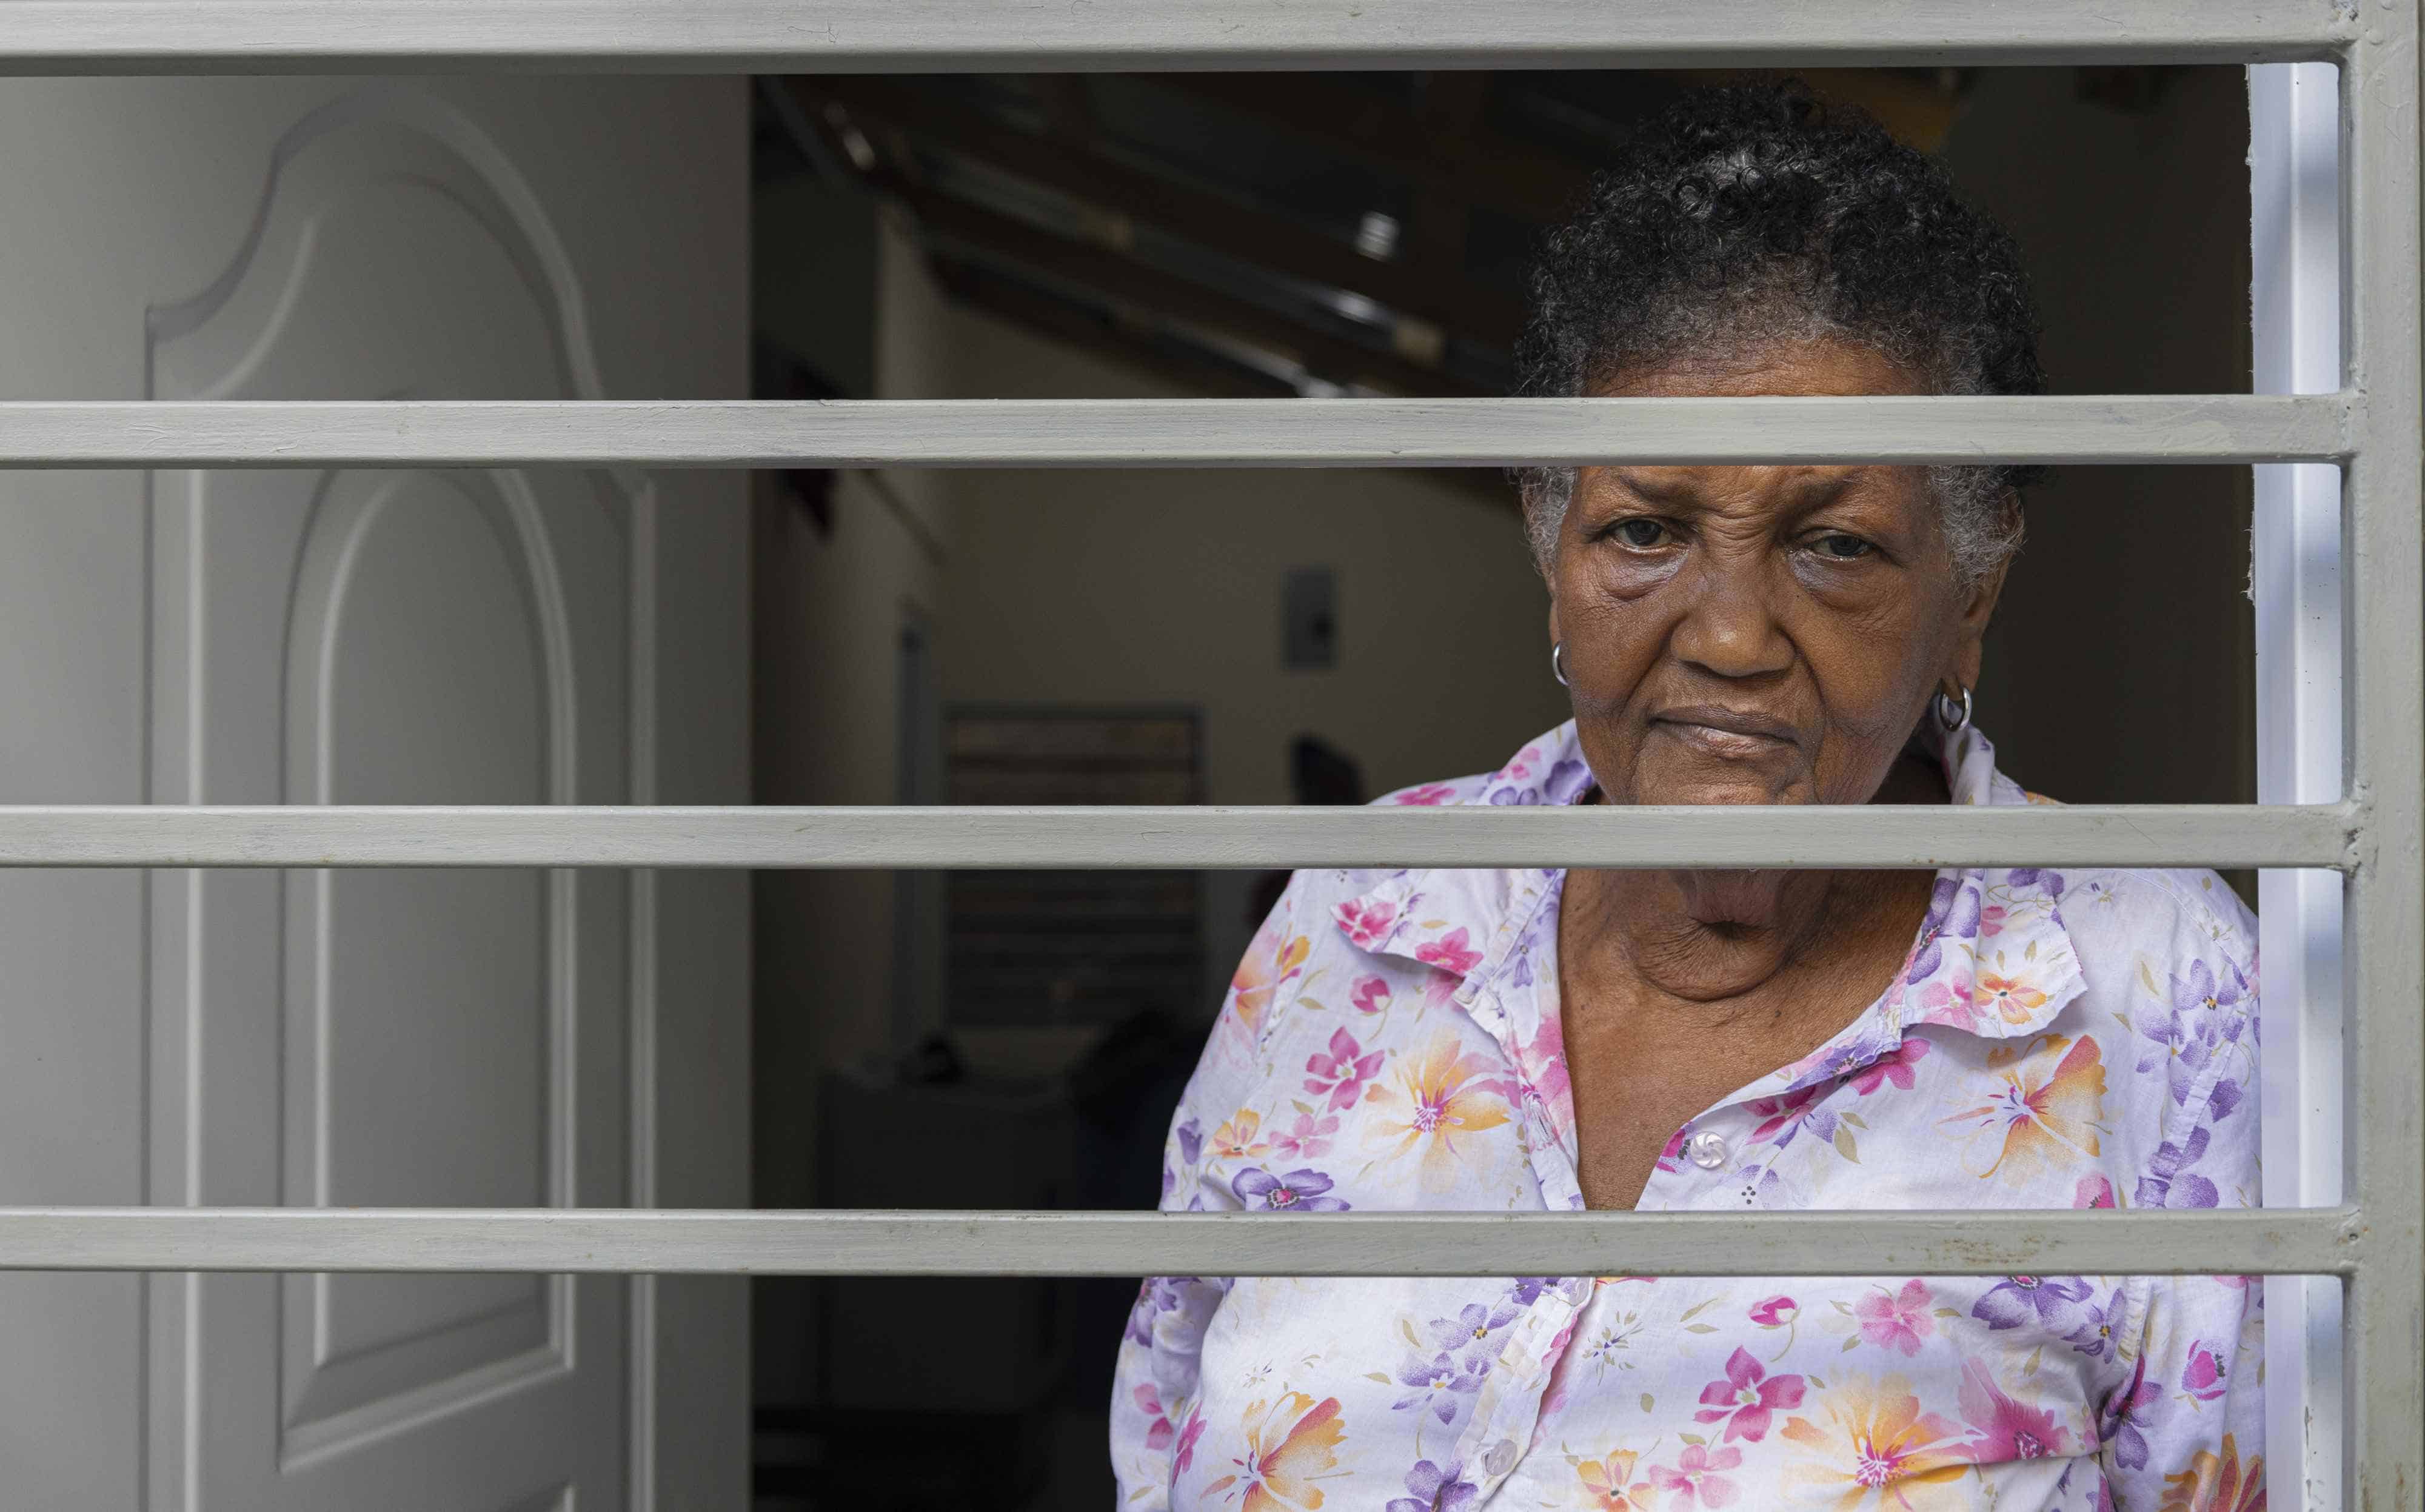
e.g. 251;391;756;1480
1781;1373;1968;1510
1939;1033;2107;1185
1362;1032;1511;1193
1975;971;2049;1026
1203;1392;1347;1512
1576;1448;1657;1511
1210;1109;1270;1163
1229;924;1312;1042
2158;1432;2265;1512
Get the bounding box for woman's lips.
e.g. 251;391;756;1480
1650;707;1801;759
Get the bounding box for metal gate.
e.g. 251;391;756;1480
0;2;2413;1504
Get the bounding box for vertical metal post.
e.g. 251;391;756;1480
2341;12;2425;1505
2253;57;2346;1512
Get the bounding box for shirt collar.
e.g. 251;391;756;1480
1329;719;2086;1056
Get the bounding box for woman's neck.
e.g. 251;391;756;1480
1562;748;1949;1010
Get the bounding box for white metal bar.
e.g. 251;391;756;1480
2338;12;2425;1507
0;1;2354;75
0;395;2349;470
0;801;2356;870
0;1207;2357;1277
2252;57;2346;1512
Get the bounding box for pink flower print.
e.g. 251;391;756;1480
1413;926;1483;977
1979;903;2009;938
1133;1382;1180;1451
1172;1403;1206;1474
2074;1174;2116;1209
1749;1294;1799;1357
1272;1108;1339;1159
1847;1035;1932;1096
1654;1125;1689;1175
1955;1359;2071;1463
1649;1443;1743;1507
1333;895;1400;949
1304;1028;1384;1111
1693;1346;1805;1442
1747;1083;1833;1147
2181;1339;2229;1403
1909;977;1979;1032
1853;1279;1936;1356
1350;975;1392;1013
1393;783;1458;806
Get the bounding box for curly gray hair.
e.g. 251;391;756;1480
1514;84;2045;587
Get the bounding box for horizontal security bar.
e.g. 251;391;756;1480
0;802;2357;870
0;0;2353;74
0;1207;2358;1276
0;395;2350;470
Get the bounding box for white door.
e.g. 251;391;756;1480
0;78;748;1510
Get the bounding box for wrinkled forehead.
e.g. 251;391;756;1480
1591;334;1930;401
1577;462;1932;526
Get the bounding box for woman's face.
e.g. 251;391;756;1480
1548;338;2005;811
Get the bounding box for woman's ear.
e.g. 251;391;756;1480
1951;554;2012;692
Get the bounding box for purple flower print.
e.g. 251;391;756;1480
2061;1286;2126;1363
1973;1274;2093;1334
1428;1299;1523;1357
2205;1071;2247;1123
1906;876;1982;983
2099;1353;2169;1470
1174;1117;1203;1168
1231;1166;1350;1212
1304;1028;1385;1111
1486;785;1540;806
1393;1351;1487;1424
2007;868;2065;898
2136;1126;2221;1209
2138;960;2250;1105
1691;1347;1806;1442
1385;1459;1478;1512
1543;758;1590;803
1506;1276;1557;1307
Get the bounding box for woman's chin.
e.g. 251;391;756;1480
1631;775;1811;808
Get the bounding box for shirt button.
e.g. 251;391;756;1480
1686;1130;1728;1169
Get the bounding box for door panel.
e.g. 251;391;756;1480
147;87;638;1511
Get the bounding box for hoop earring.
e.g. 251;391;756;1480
1933;684;1973;734
1551;641;1570;687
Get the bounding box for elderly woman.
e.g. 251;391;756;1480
1111;85;2259;1511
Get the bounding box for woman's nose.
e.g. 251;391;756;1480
1670;568;1794;680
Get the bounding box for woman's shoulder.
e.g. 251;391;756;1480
2053;866;2256;969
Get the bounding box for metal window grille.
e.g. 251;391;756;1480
2;2;2415;1505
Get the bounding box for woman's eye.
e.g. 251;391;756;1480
1810;532;1874;560
1613;518;1670;548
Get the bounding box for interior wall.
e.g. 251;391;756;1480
1944;67;2256;807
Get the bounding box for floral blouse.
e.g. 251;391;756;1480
1111;720;2263;1512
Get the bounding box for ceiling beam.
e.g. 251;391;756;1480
792;75;1522;343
